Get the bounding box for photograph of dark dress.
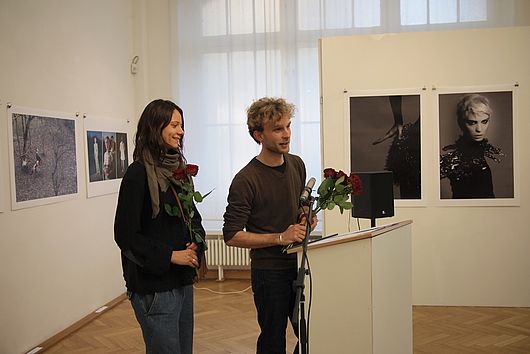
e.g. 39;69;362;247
349;94;421;200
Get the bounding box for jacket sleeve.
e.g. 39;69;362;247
114;163;173;275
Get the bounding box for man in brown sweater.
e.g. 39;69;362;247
223;97;316;354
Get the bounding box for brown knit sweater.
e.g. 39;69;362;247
223;154;306;269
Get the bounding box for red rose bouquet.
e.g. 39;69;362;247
164;163;212;250
313;168;363;215
283;168;363;252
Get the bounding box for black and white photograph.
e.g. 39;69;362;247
116;132;129;179
83;116;131;198
348;92;422;202
438;89;515;202
87;131;103;182
7;106;80;210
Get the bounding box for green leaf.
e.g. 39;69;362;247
327;201;336;210
335;176;345;186
193;191;203;202
318;191;331;203
192;230;207;250
334;194;346;203
174;206;182;217
184;191;193;199
318;178;333;195
193;231;204;243
201;189;214;199
339;201;353;209
164;203;181;217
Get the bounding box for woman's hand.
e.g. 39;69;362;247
372;123;403;145
373;96;404;145
171;244;199;268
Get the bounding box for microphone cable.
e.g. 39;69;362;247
193;284;252;295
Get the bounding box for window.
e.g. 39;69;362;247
400;0;488;26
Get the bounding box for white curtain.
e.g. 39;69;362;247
171;0;515;231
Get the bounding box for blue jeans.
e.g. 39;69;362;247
128;286;194;354
252;268;299;354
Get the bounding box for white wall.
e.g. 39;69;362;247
320;27;530;307
0;1;138;353
132;0;172;116
0;0;172;352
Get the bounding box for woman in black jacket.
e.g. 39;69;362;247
114;99;205;354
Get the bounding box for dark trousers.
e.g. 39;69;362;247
251;268;299;354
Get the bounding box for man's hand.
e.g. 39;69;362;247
280;224;307;245
298;207;318;231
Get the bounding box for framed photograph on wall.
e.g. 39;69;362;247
84;115;131;198
345;88;424;206
7;105;81;210
435;86;518;206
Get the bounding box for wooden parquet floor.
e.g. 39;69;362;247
42;279;530;353
413;306;530;353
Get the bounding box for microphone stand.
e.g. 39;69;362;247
292;196;314;354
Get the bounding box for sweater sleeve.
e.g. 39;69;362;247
114;162;173;275
222;173;253;243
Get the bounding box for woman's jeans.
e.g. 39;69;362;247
252;268;299;354
128;285;194;354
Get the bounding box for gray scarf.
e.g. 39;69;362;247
142;150;185;218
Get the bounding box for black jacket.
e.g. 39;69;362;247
114;161;205;294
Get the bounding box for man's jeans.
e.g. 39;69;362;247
128;285;194;354
252;268;299;354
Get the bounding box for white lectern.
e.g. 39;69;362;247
288;220;412;354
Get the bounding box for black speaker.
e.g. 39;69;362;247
352;171;394;219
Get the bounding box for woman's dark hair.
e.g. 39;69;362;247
133;99;185;162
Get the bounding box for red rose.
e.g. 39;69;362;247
173;168;187;180
323;168;336;178
349;173;363;196
186;164;199;177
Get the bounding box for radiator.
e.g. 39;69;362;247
205;235;250;280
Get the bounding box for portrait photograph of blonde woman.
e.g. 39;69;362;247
438;90;515;201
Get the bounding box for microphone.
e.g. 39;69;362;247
300;177;316;203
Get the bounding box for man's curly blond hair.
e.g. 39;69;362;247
247;97;295;144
